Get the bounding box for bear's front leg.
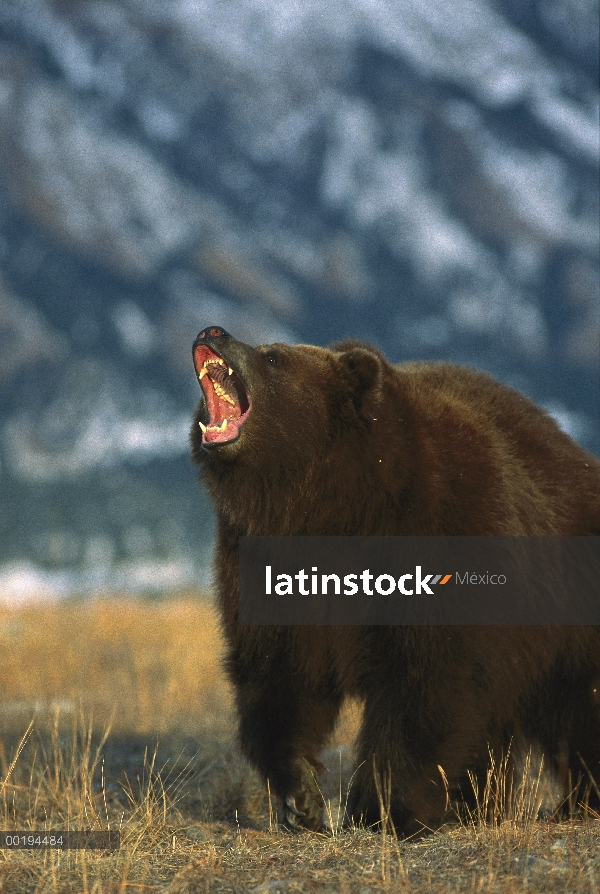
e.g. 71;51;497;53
349;681;492;836
229;631;343;831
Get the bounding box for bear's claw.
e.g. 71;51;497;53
284;796;306;830
282;757;325;832
285;796;305;817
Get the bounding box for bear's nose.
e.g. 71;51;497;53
195;326;231;341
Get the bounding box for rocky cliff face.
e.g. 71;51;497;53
0;0;597;598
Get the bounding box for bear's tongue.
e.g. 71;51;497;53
194;347;250;445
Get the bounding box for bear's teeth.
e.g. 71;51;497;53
202;419;228;433
228;367;233;375
198;368;208;381
213;381;236;405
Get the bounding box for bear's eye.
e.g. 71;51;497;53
265;351;279;365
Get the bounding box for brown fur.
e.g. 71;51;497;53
191;333;600;835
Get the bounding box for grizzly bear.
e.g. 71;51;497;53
190;326;600;836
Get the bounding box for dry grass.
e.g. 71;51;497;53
0;596;598;893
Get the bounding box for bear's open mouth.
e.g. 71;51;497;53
193;345;251;445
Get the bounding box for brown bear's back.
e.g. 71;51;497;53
391;362;600;537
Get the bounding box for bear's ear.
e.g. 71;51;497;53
337;346;383;404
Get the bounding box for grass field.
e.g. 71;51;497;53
0;596;598;892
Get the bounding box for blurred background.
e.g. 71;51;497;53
0;0;597;602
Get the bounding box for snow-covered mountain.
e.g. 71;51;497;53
0;0;598;598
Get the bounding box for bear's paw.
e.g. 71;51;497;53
282;757;325;832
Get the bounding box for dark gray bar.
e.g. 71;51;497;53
0;831;120;850
239;537;600;625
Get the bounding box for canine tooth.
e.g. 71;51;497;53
228;367;233;376
219;419;228;432
199;421;207;432
198;368;208;380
